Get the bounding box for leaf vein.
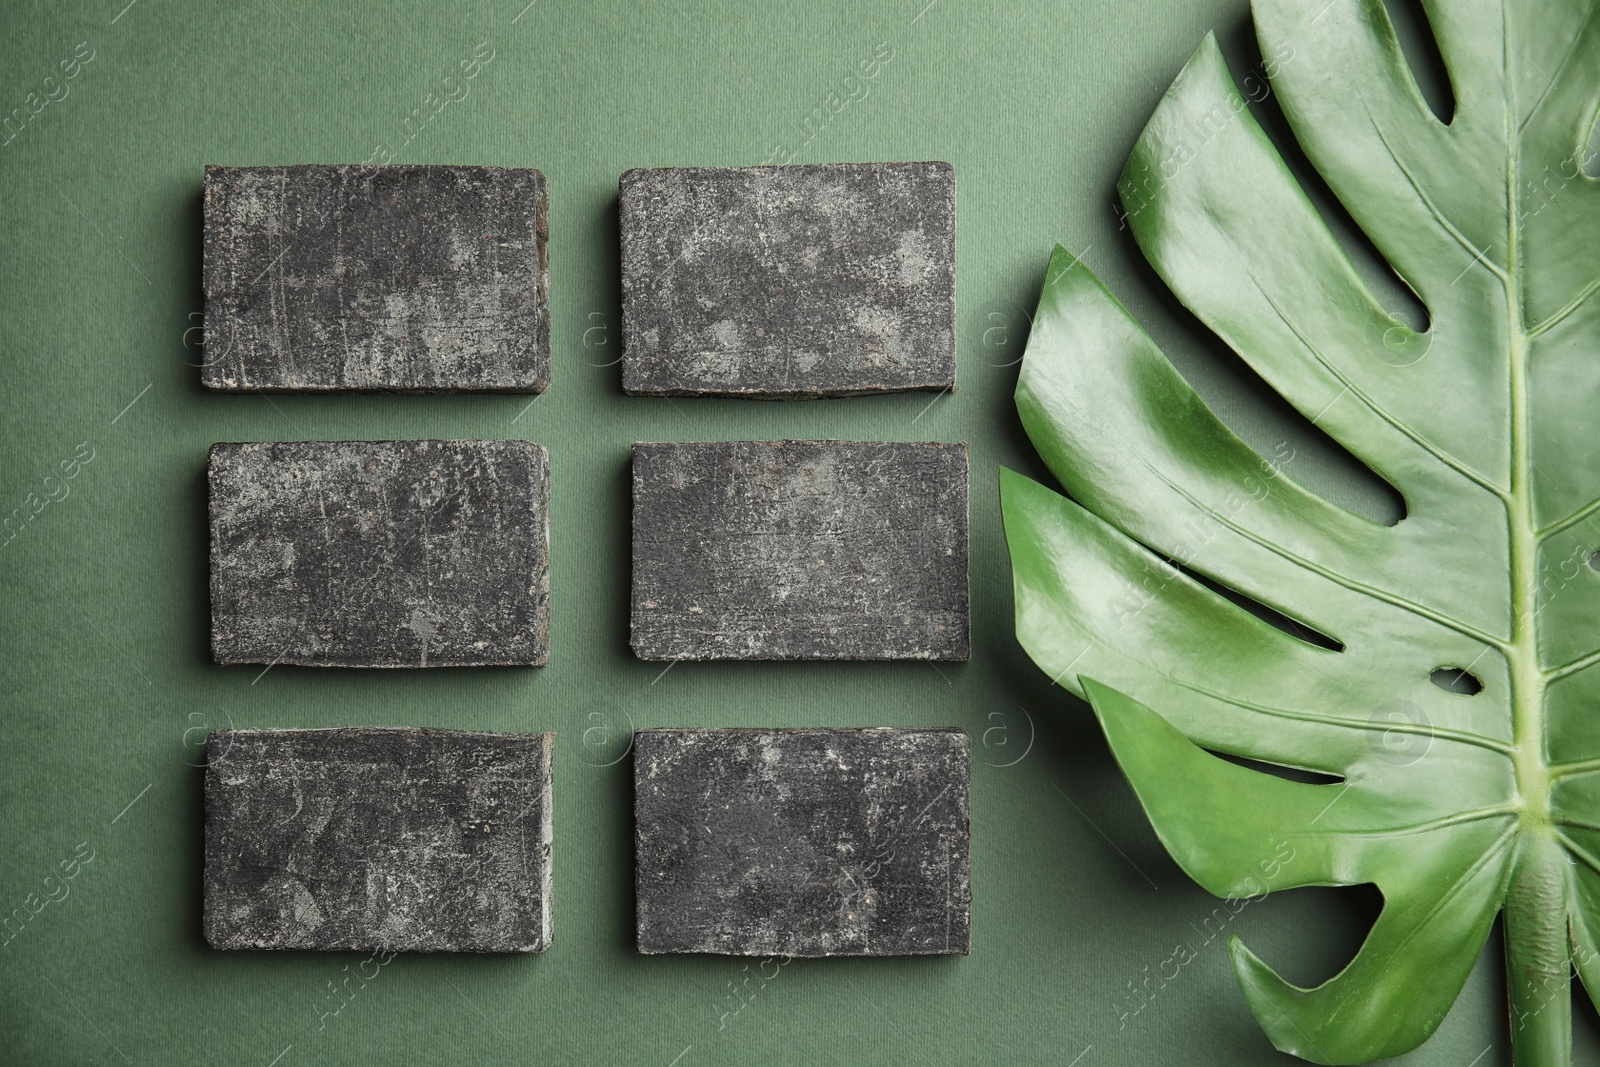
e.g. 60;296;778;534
1166;674;1514;755
1155;463;1507;651
1528;273;1600;339
1370;115;1509;280
1294;807;1516;839
1256;288;1507;497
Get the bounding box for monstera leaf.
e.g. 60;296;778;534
1001;0;1600;1063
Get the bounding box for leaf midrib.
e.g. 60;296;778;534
1501;6;1555;840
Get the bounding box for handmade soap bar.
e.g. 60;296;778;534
202;164;549;392
631;440;969;661
634;727;971;956
620;162;956;397
204;727;553;953
209;439;550;667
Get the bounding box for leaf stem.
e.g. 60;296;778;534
1505;834;1572;1066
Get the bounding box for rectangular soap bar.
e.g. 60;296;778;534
202;164;549;392
209;439;550;667
620;162;956;397
634;727;971;956
204;727;553;953
631;440;969;661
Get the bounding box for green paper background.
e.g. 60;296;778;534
2;0;1594;1063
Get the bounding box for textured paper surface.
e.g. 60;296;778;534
0;0;1541;1064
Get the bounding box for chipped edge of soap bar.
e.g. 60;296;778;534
203;726;555;954
201;163;550;394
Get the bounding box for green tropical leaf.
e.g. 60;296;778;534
1000;0;1600;1063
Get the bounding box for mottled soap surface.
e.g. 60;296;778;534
631;439;970;661
202;164;549;392
620;162;956;397
204;727;553;953
634;727;971;956
208;439;550;668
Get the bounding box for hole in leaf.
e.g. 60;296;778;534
1177;32;1411;528
1347;0;1450;340
1588;549;1600;572
1207;749;1344;785
1235;884;1386;989
1165;316;1412;525
1183;565;1346;651
1219;18;1432;343
1281;0;1439;337
1430;667;1483;695
1380;0;1456;125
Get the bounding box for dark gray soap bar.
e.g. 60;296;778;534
620;162;956;398
635;727;971;956
204;727;553;953
209;439;550;668
631;440;969;661
202;164;549;392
